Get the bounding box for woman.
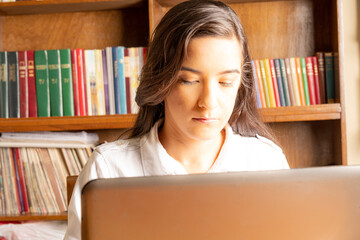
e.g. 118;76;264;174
64;0;289;239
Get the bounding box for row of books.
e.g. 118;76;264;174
0;46;147;118
0;147;91;215
251;52;338;108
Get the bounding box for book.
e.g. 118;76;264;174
11;148;25;213
273;59;286;107
84;49;96;116
48;148;69;204
95;49;106;115
251;60;262;108
18;51;29;118
289;58;301;106
71;49;87;116
259;60;271;107
295;57;306;106
264;59;278;107
60;49;75;116
106;47;116;115
7;51;20;118
0;52;8;118
102;49;110;115
305;57;316;105
324;52;335;103
27;50;37;117
113;46;127;114
124;48;132;113
14;148;30;213
34;50;50;117
311;56;321;104
279;58;291;106
254;60;267;108
316;52;327;104
300;57;310;105
48;49;63;117
333;52;340;102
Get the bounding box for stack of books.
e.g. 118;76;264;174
0;131;98;215
251;52;338;108
0;46;147;118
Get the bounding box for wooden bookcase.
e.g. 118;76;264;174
0;0;346;221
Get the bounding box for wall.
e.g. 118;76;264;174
343;0;360;165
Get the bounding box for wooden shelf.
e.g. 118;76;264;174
0;0;145;16
259;104;342;122
0;212;67;221
0;104;341;132
0;114;137;132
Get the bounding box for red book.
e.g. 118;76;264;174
316;52;327;104
305;57;316;105
269;59;280;107
76;49;87;116
124;48;132;113
27;51;37;117
18;51;29;118
311;56;321;104
71;50;80;116
14;148;30;213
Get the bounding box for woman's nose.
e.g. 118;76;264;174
197;80;218;110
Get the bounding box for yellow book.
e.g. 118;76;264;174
289;58;301;106
95;50;106;115
263;59;276;107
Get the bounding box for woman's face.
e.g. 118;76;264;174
162;36;242;142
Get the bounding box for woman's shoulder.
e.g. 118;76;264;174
94;137;142;155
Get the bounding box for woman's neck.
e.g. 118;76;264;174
158;127;226;174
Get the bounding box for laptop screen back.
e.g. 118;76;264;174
81;166;360;240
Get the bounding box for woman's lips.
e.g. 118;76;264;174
192;117;218;123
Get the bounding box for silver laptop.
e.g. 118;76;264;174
81;165;360;240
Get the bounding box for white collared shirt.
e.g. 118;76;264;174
64;122;289;240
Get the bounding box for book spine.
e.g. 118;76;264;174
27;51;37;117
273;59;285;107
71;50;80;116
295;57;306;106
284;58;295;106
300;57;310;105
305;57;316;105
269;59;281;107
95;49;106;115
14;148;30;213
130;48;140;113
47;49;63;117
0;52;9;118
311;56;321;104
289;58;301;106
76;49;87;116
35;50;50;117
18;51;29;118
316;52;327;104
254;60;267;108
251;60;262;108
324;52;335;103
5;148;20;214
102;49;110;115
84;50;95;116
11;148;25;213
60;49;75;116
124;48;132;113
117;47;127;114
259;60;271;107
263;59;276;107
112;47;121;114
333;52;340;102
279;58;291;106
8;52;20;118
106;47;115;115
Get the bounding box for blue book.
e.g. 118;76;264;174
112;47;127;114
274;59;285;107
251;60;261;108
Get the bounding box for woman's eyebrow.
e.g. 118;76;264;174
180;66;240;75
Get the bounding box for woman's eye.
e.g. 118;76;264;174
179;78;199;85
219;81;234;87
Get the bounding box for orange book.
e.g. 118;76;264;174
295;57;306;106
269;59;281;107
254;60;266;108
263;59;276;107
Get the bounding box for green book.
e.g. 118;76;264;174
324;52;335;103
259;60;270;108
35;50;50;117
60;49;75;116
0;52;8;118
47;49;63;116
300;57;310;105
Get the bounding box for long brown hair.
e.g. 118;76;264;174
130;0;273;141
